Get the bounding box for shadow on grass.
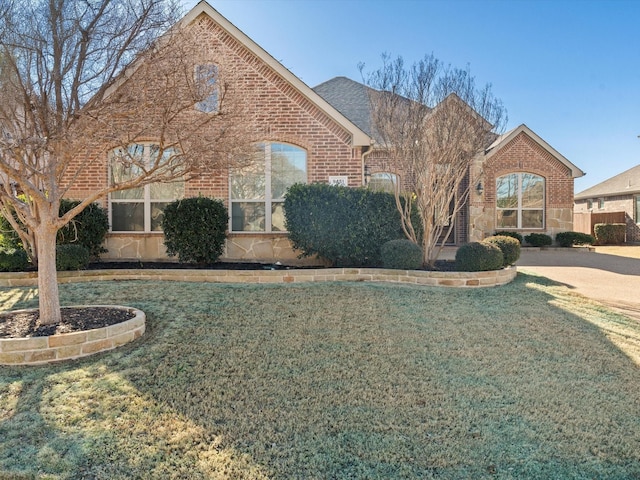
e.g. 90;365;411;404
0;276;639;478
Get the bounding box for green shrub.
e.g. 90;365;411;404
455;242;504;272
483;235;521;266
56;244;90;271
594;223;626;245
0;248;30;272
524;233;552;247
555;231;595;247
162;197;228;264
0;210;23;251
57;199;109;258
381;239;423;270
494;231;523;244
284;183;419;266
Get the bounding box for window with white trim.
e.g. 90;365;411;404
635;195;640;223
230;142;307;232
109;144;184;232
368;172;398;193
496;173;544;229
195;64;219;113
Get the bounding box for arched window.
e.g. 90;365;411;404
496;173;544;229
109;144;184;232
230;142;307;232
368;172;398;193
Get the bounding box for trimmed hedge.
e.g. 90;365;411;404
381;239;423;270
162;197;228;264
555;231;595;247
455;242;504;272
524;233;552;247
56;244;90;271
57;199;109;258
484;235;521;266
594;223;626;245
494;231;523;244
0;249;30;272
284;183;418;266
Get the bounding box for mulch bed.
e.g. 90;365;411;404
0;307;136;339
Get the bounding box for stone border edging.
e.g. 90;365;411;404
0;306;145;366
0;266;517;288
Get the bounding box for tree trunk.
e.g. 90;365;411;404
35;226;61;325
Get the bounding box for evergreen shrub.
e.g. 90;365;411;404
484;235;521;266
593;223;626;245
0;249;30;272
455;241;504;272
524;233;552;247
284;183;418;266
494;231;523;244
162;197;228;264
56;244;90;271
555;231;595;247
57;199;109;258
381;239;423;270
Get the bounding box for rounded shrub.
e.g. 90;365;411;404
0;248;30;272
57;199;109;258
455;241;504;272
484;235;521;266
494;230;523;244
381;239;423;270
162;196;228;264
56;244;90;271
524;233;552;247
555;231;595;247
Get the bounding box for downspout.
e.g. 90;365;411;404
361;143;374;187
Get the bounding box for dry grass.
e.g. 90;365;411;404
1;275;639;479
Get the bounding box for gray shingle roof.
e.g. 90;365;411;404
313;77;375;138
575;164;640;199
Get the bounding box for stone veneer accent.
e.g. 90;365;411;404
0;266;516;289
0;306;145;366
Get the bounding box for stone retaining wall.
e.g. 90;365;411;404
0;266;517;288
0;306;145;366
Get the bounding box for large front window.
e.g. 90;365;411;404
231;142;307;232
109;144;184;232
496;173;544;229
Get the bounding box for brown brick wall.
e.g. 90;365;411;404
64;14;365;260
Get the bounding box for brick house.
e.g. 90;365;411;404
68;2;584;262
574;164;640;242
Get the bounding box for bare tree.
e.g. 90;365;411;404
0;0;256;324
360;54;506;267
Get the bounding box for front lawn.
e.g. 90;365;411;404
1;274;639;479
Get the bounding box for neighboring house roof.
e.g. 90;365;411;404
575;164;640;200
484;124;585;179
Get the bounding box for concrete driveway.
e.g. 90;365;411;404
516;246;640;321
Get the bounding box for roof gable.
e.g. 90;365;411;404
484;124;585;178
575;164;640;199
180;2;370;147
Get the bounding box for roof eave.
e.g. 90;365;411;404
485;124;585;178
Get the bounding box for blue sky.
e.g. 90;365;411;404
182;0;640;192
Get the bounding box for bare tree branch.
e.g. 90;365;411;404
361;54;507;267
